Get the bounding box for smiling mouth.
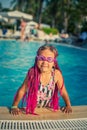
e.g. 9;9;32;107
41;66;48;67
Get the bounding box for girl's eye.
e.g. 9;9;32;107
40;57;44;60
37;55;55;62
47;57;53;62
37;56;45;61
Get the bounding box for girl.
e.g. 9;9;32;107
11;44;72;115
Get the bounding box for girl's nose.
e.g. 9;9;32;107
42;60;48;65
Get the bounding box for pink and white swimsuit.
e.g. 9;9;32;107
37;70;55;107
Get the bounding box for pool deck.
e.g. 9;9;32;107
0;106;87;120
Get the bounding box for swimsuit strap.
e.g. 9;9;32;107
47;68;55;87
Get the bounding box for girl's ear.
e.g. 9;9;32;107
52;65;55;69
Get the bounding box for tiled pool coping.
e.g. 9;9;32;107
0;106;87;120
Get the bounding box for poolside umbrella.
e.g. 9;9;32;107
0;10;33;21
27;21;38;26
27;21;38;29
0;15;8;22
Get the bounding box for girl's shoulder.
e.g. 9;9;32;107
54;69;63;83
54;69;61;75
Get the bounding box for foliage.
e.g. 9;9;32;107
81;21;87;32
42;27;58;35
10;0;44;23
1;0;87;34
1;24;14;30
1;8;11;11
0;2;2;11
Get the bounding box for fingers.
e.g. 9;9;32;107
64;108;72;113
60;106;72;113
60;107;65;112
10;108;21;115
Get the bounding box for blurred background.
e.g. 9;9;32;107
0;0;87;44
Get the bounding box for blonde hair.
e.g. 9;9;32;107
37;44;58;58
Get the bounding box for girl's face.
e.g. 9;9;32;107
37;49;55;73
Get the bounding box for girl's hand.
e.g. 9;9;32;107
60;106;72;113
10;108;22;115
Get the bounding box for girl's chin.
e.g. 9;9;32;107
40;68;50;73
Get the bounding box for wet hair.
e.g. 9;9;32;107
37;44;58;57
36;44;60;70
22;44;63;114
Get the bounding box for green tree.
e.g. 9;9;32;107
0;2;2;11
10;0;87;34
43;0;78;32
11;0;46;26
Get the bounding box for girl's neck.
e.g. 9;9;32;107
40;70;51;75
40;71;52;86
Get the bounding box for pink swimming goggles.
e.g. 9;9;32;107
36;55;56;63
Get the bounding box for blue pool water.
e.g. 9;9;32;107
0;40;87;107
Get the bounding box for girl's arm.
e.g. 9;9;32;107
11;75;28;115
55;70;72;113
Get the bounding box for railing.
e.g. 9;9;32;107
0;118;87;130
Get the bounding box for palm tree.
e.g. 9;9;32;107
0;2;2;11
11;0;25;11
43;0;78;32
36;0;43;22
11;0;45;26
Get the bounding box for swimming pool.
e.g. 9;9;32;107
0;40;87;107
